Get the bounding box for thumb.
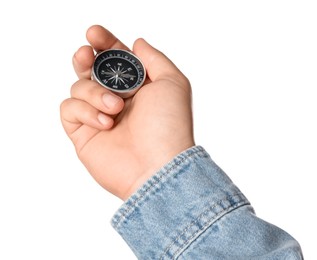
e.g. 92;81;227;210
132;38;184;82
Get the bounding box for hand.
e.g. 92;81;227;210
60;25;195;200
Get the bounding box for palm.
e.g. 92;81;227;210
71;78;192;198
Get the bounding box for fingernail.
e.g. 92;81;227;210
97;113;110;126
102;93;121;109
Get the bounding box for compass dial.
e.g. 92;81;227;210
92;49;146;98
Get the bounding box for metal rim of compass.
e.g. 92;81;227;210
92;49;146;98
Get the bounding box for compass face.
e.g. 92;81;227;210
92;49;146;98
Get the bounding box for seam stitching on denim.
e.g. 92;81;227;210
160;193;250;259
113;147;206;228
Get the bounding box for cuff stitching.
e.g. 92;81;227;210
160;193;250;259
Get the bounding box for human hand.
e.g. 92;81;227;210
60;25;195;200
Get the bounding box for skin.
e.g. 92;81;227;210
60;25;195;200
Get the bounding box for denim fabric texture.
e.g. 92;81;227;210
112;146;303;259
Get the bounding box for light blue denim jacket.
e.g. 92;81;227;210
112;146;303;259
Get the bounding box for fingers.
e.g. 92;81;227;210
86;25;129;52
60;98;115;135
71;79;124;115
133;38;188;84
60;79;125;136
72;45;95;79
73;25;129;79
68;25;128;136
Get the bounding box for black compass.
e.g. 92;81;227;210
92;49;146;98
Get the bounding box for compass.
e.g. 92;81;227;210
92;49;146;98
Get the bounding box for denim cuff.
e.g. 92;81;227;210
111;146;250;259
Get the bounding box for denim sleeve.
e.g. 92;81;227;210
111;146;303;259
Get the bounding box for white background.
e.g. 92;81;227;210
0;0;316;259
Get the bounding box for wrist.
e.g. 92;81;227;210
121;141;195;200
